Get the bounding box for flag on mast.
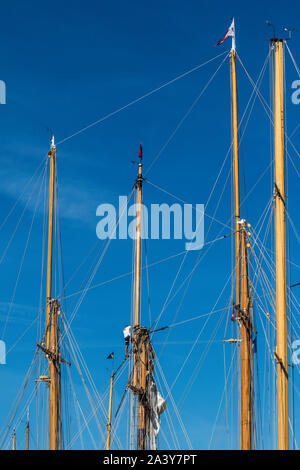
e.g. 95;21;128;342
106;352;114;360
215;19;235;47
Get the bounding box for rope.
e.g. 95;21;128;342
56;51;229;146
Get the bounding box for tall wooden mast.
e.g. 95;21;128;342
230;19;241;310
26;409;29;450
46;136;62;450
229;20;252;449
106;372;114;450
12;429;16;450
132;145;147;450
240;222;252;449
272;38;289;450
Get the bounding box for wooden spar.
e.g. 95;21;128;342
133;159;143;394
230;33;241;309
132;147;147;450
106;372;114;450
133;161;143;329
46;136;55;351
240;222;252;449
12;429;16;450
49;300;61;450
26;409;29;450
138;330;147;450
44;136;61;450
229;23;252;449
273;38;289;450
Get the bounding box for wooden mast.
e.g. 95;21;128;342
230;19;241;310
46;136;61;450
26;409;29;450
240;221;252;449
132;145;147;450
229;20;252;449
272;38;289;450
12;429;16;450
106;372;114;450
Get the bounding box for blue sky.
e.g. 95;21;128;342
0;0;299;450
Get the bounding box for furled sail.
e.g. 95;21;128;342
146;378;167;450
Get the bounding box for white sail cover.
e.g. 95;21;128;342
147;378;167;449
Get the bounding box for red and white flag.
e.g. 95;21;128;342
215;19;235;46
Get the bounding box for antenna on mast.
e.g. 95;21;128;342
283;26;298;40
266;19;277;38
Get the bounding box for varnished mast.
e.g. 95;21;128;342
272;38;289;450
132;145;147;450
230;20;241;311
106;372;114;450
12;429;16;450
229;20;252;449
240;222;252;449
45;136;62;450
26;409;29;450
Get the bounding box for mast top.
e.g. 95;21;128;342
231;18;236;52
50;134;56;151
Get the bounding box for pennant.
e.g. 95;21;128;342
139;143;143;159
215;19;235;46
106;352;114;360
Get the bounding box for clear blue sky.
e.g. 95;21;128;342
0;0;299;450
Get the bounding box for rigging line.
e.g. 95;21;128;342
67;367;99;450
151;161;232;335
59;249;187;301
144;52;229;176
6;308;44;354
285;42;300;78
169;266;235;395
0;156;47;232
0;350;39;447
153;366;180;449
1;162;48;340
205;49;273;215
67;364;125;450
56;50;229;146
285;209;300;244
154;350;192;449
56;186;135;302
60;312;108;416
287;152;300;179
37;159;48;345
290;122;300;138
148;53;272;334
0;160;48;266
208;342;238;449
54;162;68;317
238;51;300;162
168;307;228;328
146;180;232;230
63;187;135;330
152;163;232;336
60;309;126;448
60;320;108;446
178;307;228;410
146;57;271;235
